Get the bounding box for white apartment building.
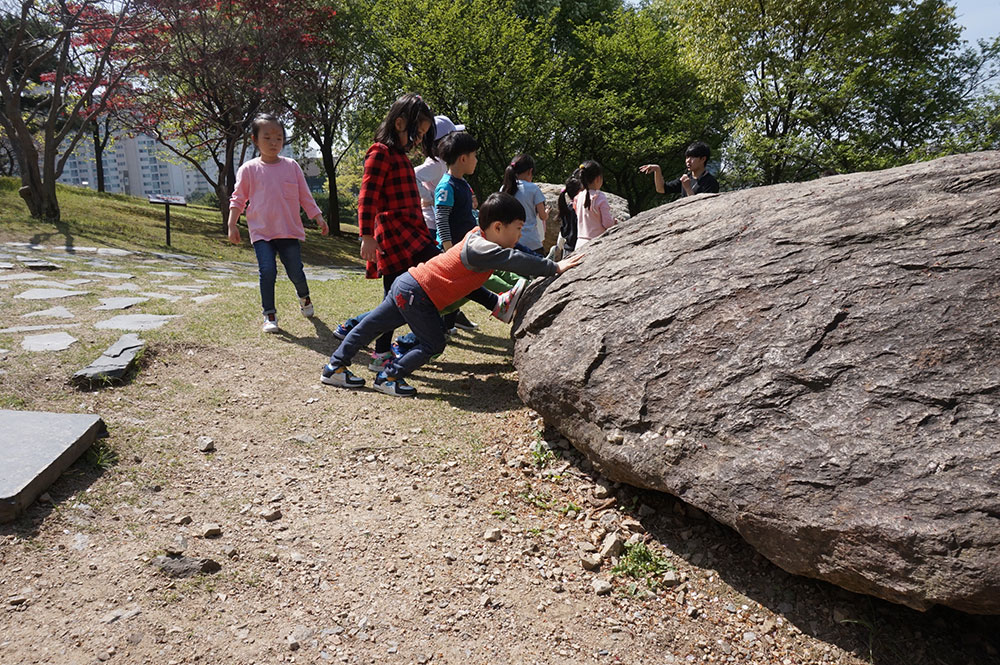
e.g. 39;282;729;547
58;133;214;198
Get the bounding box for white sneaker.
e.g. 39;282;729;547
262;313;279;333
300;296;314;317
492;278;527;323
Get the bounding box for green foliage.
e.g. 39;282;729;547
611;541;675;588
563;6;723;213
85;440;119;471
664;0;1000;185
370;0;562;192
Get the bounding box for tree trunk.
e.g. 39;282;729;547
321;144;340;234
220;135;239;234
93;123;106;193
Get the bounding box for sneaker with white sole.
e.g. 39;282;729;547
321;363;365;388
262;313;279;333
373;370;417;397
492;278;527;323
332;319;355;339
367;351;394;372
300;296;314;317
453;310;478;331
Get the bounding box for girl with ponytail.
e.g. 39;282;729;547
573;160;617;250
556;174;582;255
501;154;548;255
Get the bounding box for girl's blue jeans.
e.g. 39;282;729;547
253;238;309;315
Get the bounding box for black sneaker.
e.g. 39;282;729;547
321;364;365;388
453;310;478;331
373;370;417;397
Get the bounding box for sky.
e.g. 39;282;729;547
951;0;1000;45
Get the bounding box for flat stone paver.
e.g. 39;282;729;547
162;285;205;292
0;272;44;282
192;294;219;304
139;292;182;302
22;306;75;319
94;314;178;331
149;271;188;277
107;283;140;292
14;288;89;300
75;271;134;280
94;297;149;311
233;282;258;288
73;334;145;385
0;324;80;334
0;409;106;522
21;332;78;351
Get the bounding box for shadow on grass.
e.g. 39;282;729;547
276;315;340;355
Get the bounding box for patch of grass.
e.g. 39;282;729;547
559;501;581;516
0;177;363;268
85;440;119;470
612;542;675;589
528;439;558;468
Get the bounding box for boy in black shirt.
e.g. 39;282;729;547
640;140;719;196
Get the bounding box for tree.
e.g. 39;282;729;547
561;6;724;214
370;0;562;193
663;0;998;185
132;0;328;231
280;0;375;233
0;0;143;221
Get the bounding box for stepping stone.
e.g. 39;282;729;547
0;410;106;522
17;279;74;289
22;306;75;319
75;271;134;280
162;285;204;292
192;294;219;304
149;271;187;277
19;259;60;271
63;246;98;253
95;314;178;331
0;324;80;334
0;262;14;270
0;272;44;282
305;269;347;282
96;248;132;256
21;332;78;351
14;288;89;300
73;334;145;385
139;292;181;302
233;282;258;288
108;283;140;292
64;279;92;286
94;297;149;311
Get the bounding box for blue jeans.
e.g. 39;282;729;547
253;239;309;315
330;273;445;379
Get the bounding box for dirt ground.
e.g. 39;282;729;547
2;248;999;665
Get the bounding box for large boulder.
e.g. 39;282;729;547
536;182;631;251
513;152;1000;614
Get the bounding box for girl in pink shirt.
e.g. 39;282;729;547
228;114;328;333
573;160;617;250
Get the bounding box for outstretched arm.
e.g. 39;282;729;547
639;164;665;194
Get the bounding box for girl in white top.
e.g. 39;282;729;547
500;154;548;254
413;115;465;231
573;160;616;250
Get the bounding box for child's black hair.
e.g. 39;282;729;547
685;141;711;160
251;113;286;142
558;175;582;221
574;160;603;209
374;93;435;156
501;154;535;196
437;131;479;166
479;192;526;230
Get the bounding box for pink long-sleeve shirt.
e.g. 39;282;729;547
574;189;615;244
229;157;322;243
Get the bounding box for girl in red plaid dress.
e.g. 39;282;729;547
343;94;439;369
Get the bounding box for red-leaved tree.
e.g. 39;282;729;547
132;0;338;232
0;0;146;221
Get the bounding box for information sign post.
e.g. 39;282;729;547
148;195;188;246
